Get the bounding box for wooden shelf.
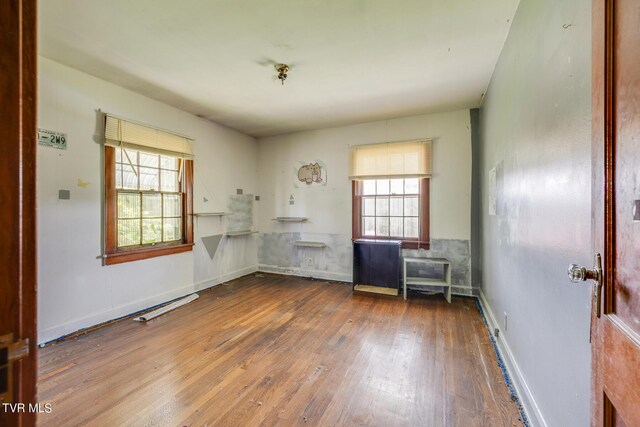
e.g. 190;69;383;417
193;212;227;217
272;217;308;222
293;241;327;248
405;277;448;287
226;230;258;237
353;284;398;296
403;257;451;302
404;257;448;264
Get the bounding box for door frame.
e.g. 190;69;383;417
0;0;38;425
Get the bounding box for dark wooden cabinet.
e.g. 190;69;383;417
353;239;402;290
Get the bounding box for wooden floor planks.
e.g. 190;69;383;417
37;273;523;426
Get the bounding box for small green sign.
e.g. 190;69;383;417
38;128;67;150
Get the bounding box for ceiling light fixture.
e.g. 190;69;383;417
275;64;289;85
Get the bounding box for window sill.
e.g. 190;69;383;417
104;243;194;265
401;241;430;250
352;237;430;250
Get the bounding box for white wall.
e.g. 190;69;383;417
258;110;471;238
256;110;472;281
479;0;592;425
37;57;259;344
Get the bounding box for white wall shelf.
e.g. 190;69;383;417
272;217;308;222
226;230;258;237
193;212;227;217
293;241;327;248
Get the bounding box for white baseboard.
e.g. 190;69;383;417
258;266;480;297
258;264;351;283
38;265;258;345
478;289;547;427
193;265;258;290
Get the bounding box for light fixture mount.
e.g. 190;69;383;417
275;64;289;85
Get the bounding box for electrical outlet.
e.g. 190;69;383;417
503;312;508;331
306;257;314;267
494;328;500;338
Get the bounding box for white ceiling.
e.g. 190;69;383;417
39;0;519;137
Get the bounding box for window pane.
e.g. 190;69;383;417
142;219;162;244
405;178;419;194
363;197;375;216
163;218;181;242
115;164;123;189
118;219;141;247
139;167;159;191
115;146;122;163
117;193;140;219
163;194;181;217
376;197;389;216
390;196;403;216
362;180;376;196
142;193;162;218
139;152;159;168
161;155;178;170
405;196;419;217
121;163;138;190
123;148;139;165
390;217;403;237
363;217;375;236
390;179;403;195
376;179;390;195
404;217;419;238
161;170;179;192
376;217;389;236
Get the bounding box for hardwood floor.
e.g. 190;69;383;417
37;274;523;426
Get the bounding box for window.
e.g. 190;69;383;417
349;140;431;249
103;115;194;265
352;177;430;249
115;148;183;247
361;178;419;238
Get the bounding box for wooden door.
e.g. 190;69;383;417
0;0;38;426
592;0;640;425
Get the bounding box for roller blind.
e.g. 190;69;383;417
349;140;432;179
104;114;194;159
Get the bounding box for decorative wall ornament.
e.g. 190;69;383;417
295;161;327;187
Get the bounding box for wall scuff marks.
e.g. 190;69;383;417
258;233;472;292
227;194;254;232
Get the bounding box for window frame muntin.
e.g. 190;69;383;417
360;178;420;239
115;189;184;248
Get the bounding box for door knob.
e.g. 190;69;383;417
568;254;603;317
568;264;599;282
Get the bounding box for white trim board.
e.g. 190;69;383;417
478;289;548;427
38;265;258;344
258;264;351;283
258;265;479;295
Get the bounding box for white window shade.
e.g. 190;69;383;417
104;114;194;159
349;140;432;179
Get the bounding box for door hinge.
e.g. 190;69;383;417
0;333;30;404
